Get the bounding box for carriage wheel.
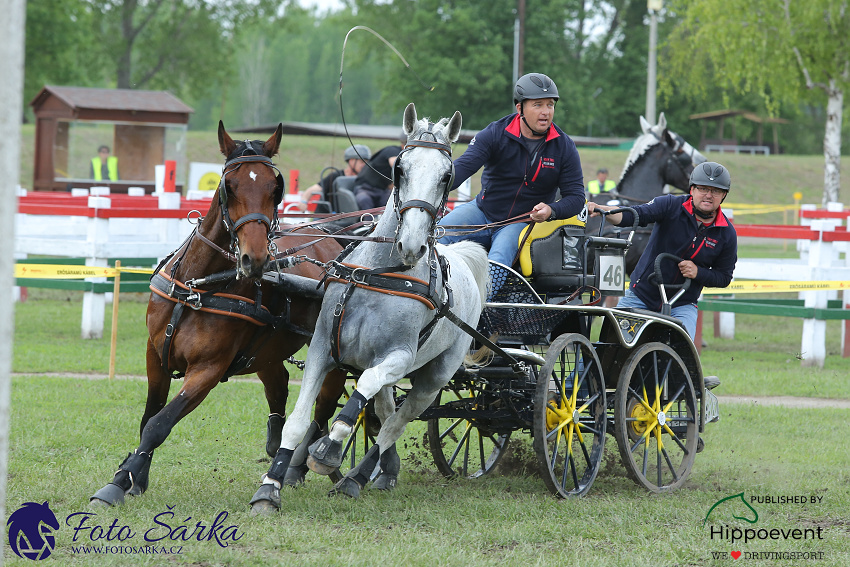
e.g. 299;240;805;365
532;333;606;498
427;387;512;479
614;342;698;493
329;386;380;483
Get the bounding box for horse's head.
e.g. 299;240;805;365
640;112;706;192
393;102;461;266
217;121;284;279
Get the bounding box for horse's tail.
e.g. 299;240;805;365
444;241;489;304
464;333;499;366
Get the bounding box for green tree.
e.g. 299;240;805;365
86;0;280;100
664;0;849;205
24;0;102;115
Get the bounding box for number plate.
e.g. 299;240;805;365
597;253;625;293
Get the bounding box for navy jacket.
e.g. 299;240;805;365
617;194;737;309
452;114;586;222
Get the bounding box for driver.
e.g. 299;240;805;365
586;161;738;341
436;72;587;266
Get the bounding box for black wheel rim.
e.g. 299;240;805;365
615;342;697;492
533;333;606;497
427;388;511;479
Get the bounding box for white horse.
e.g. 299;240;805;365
250;103;489;511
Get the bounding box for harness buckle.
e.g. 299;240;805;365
350;267;367;285
333;302;344;317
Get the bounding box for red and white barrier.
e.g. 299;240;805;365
15;188;215;339
731;203;850;367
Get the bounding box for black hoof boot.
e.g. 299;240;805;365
329;477;362;499
283;421;323;486
266;413;285;458
307;435;344;475
90;483;125;507
371;445;400;491
283;463;308;487
249;483;281;515
330;445;380;498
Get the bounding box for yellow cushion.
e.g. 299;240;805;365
518;216;586;277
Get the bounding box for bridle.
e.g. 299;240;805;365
217;142;285;256
391;124;455;240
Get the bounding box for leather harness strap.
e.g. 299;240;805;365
150;272;313;379
327;248;451;372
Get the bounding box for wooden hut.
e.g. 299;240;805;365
30;86;193;193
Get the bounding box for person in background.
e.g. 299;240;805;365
436;72;587;266
587;167;616;196
91;145;119;181
298;144;371;211
352;135;406;210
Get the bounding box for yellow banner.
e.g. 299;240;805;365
14;264;154;279
703;280;850;294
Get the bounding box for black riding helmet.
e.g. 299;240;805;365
689;161;731;192
513;73;560;105
514;73;559;137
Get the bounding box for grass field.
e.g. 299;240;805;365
6;279;850;566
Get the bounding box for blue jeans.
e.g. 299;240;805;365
617;289;698;339
437;200;528;266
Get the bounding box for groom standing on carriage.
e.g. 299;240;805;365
437;72;587;266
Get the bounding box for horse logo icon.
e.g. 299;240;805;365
7;501;60;560
704;492;759;526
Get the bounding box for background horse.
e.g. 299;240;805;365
91;122;347;507
586;112;706;275
249;103;489;513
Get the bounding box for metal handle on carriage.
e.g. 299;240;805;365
650;252;691;315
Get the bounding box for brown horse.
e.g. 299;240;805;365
90;122;346;506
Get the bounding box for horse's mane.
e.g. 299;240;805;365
618;130;662;185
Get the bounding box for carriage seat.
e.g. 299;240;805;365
329;175;359;214
517;217;587;293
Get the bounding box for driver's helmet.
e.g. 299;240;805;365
344;144;371;162
689;161;731;192
513;73;559;105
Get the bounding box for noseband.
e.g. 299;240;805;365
217;151;284;254
392;126;455;238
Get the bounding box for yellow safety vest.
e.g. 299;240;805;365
92;156;119;181
587;179;616;194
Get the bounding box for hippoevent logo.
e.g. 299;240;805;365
704;492;826;561
7;501;60;560
6;502;244;560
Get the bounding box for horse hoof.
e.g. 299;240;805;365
306;455;339;477
307;436;343;474
250;500;279;517
371;473;397;491
90;483;125;507
329;478;361;499
127;484;144;497
249;484;280;514
283;464;308;487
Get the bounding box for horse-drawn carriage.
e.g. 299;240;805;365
90;106;717;512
